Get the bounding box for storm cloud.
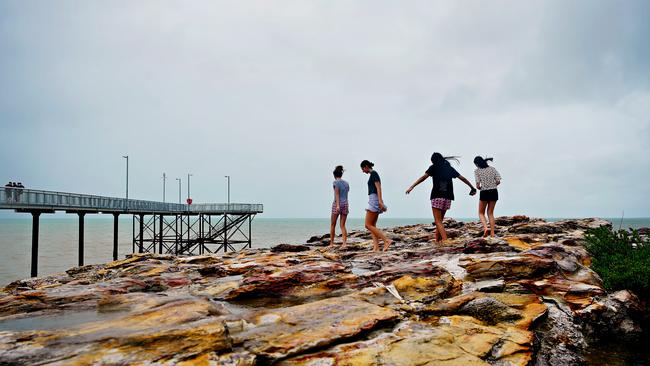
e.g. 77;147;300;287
1;1;648;218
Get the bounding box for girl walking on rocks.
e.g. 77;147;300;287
406;153;477;242
329;165;350;248
474;156;501;237
361;160;392;251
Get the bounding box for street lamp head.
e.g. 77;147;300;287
122;155;128;158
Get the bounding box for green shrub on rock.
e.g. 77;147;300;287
585;226;650;297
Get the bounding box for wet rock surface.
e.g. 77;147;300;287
0;216;644;365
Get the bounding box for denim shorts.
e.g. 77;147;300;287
367;194;386;214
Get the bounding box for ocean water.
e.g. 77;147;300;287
0;217;648;286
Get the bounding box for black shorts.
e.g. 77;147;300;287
480;189;498;202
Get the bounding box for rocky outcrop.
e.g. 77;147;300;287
0;216;643;365
577;290;644;341
534;299;587;366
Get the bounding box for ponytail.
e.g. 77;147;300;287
360;160;374;169
473;156;493;168
431;152;460;166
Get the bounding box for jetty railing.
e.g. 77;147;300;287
0;187;263;278
0;188;262;214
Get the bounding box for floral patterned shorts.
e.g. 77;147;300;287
332;201;349;215
431;198;452;210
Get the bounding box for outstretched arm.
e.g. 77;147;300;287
406;174;429;194
458;175;477;196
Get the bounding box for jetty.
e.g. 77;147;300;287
0;187;263;277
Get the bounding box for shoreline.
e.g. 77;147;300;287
2;216;649;287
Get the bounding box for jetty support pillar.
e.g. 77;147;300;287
158;214;163;254
113;213;119;261
139;213;145;253
224;213;228;252
31;212;41;277
78;212;85;266
18;209;54;278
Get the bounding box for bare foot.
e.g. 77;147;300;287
372;240;379;252
482;228;489;238
383;239;393;252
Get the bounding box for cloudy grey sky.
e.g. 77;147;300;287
1;1;648;218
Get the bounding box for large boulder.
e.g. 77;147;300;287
459;297;522;325
534;300;587;366
577;290;644;341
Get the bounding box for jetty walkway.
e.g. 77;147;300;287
0;187;263;277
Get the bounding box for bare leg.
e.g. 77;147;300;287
375;213;393;251
340;214;348;248
369;231;379;250
441;209;448;239
431;208;441;242
487;201;497;237
433;208;447;242
365;211;380;251
366;211;392;251
329;213;338;247
371;213;389;251
478;200;488;237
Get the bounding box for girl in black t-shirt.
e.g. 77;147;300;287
361;160;392;251
406;153;477;242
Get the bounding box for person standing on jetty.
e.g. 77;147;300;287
4;182;13;203
361;160;392;251
406;153;477;242
474;156;501;237
329;165;350;248
14;182;24;203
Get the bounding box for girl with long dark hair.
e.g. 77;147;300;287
474;156;501;237
360;160;392;251
406;153;477;242
329;165;349;248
